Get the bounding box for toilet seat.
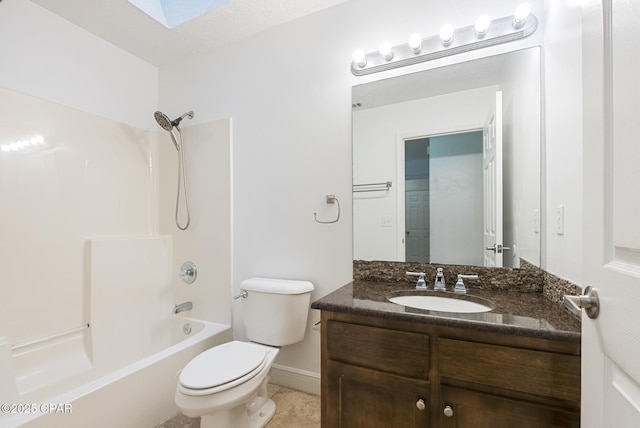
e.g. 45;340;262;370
178;341;268;396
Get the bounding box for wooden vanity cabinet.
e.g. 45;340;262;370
323;315;430;427
321;311;580;428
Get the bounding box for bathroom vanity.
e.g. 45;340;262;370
311;281;581;427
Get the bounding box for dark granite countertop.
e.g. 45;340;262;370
311;280;581;344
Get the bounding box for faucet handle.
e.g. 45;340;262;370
406;271;426;277
454;274;479;294
406;271;427;290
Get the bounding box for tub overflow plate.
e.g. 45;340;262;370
183;323;192;335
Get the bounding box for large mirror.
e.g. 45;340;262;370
353;47;541;268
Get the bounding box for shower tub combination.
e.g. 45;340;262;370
1;317;230;428
0;236;231;428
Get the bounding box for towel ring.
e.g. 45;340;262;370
314;195;340;224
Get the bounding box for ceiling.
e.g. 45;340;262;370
30;0;350;67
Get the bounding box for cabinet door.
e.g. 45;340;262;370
439;386;579;428
327;360;429;428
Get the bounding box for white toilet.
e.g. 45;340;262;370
175;277;315;428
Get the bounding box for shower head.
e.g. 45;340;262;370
154;110;194;151
154;111;174;131
154;110;194;131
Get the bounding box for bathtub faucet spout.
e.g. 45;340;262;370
173;301;193;314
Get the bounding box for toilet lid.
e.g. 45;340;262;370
179;341;267;390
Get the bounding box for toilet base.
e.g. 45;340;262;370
249;398;276;428
200;405;248;428
199;397;276;428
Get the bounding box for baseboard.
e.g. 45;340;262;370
270;364;321;396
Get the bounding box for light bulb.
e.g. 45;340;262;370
475;15;491;37
379;41;393;61
352;49;366;68
439;24;454;46
408;33;422;53
513;3;531;28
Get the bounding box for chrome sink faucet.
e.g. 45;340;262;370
434;268;446;291
173;301;193;314
406;271;427;290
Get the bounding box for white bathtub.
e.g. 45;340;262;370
0;317;231;428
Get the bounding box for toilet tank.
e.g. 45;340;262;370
240;277;314;346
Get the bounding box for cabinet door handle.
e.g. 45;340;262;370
443;405;454;417
416;399;426;411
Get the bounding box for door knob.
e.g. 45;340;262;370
563;286;600;319
443;405;454;417
485;244;511;253
416;398;426;410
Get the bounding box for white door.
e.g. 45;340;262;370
582;1;640;426
482;91;504;267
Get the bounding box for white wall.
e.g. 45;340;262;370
542;0;584;284
159;0;547;386
0;0;157;129
501;48;542;267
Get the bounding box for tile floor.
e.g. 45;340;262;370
154;384;320;428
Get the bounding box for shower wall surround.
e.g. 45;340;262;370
0;85;156;346
157;118;233;324
0;84;232;359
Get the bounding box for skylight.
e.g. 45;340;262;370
128;0;230;29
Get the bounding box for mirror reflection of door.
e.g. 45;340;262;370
404;131;484;265
482;91;504;267
404;138;430;263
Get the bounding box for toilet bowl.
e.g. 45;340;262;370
174;277;314;428
175;341;279;428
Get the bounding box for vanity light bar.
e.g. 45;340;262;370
350;13;538;76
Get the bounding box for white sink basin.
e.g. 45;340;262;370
388;295;493;313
